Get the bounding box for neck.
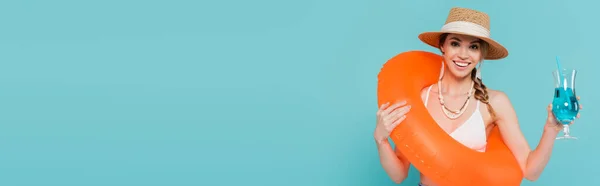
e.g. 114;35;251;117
439;69;473;96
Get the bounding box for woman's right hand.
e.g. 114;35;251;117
374;100;411;145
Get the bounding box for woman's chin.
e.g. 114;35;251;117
447;69;472;79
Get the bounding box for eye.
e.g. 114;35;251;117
450;41;459;47
470;44;479;50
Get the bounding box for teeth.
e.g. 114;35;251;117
454;61;470;67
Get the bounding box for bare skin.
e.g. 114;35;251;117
374;33;583;185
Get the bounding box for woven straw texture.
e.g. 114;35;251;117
418;7;508;60
445;7;490;30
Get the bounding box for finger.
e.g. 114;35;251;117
576;113;581;118
579;104;583;110
377;102;390;116
384;105;411;122
577;96;580;100
384;115;403;130
379;102;390;111
381;102;390;109
384;105;411;125
383;113;402;130
389;115;408;130
383;100;407;115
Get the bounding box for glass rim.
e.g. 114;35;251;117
553;69;577;75
553;68;577;72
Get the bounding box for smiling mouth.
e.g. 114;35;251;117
453;60;471;67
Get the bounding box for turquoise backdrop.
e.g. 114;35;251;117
0;0;597;185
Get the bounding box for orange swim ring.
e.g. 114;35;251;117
376;50;523;186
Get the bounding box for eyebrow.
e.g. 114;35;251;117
449;37;482;44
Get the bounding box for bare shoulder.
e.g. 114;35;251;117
487;89;518;123
488;89;512;108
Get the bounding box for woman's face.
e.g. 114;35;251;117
440;33;484;78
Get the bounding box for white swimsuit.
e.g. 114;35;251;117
424;85;488;152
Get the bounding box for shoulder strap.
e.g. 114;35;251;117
425;85;433;106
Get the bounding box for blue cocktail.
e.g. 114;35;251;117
552;69;579;140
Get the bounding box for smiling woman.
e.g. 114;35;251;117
442;33;488;75
436;32;498;122
374;7;584;186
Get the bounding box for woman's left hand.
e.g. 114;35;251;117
544;96;582;133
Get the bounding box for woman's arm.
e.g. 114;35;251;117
375;100;413;183
490;90;561;181
376;139;411;183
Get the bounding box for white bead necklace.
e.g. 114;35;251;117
437;79;475;120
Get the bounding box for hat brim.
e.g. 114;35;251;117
418;31;508;60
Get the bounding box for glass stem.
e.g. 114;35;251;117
563;124;570;137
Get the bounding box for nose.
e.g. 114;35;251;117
458;47;469;60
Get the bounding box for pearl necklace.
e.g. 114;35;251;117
437;80;475;120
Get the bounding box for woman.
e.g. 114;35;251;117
374;7;582;185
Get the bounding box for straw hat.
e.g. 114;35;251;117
418;7;508;60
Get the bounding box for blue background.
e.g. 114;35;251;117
0;0;597;185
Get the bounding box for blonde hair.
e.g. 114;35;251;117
438;33;496;119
